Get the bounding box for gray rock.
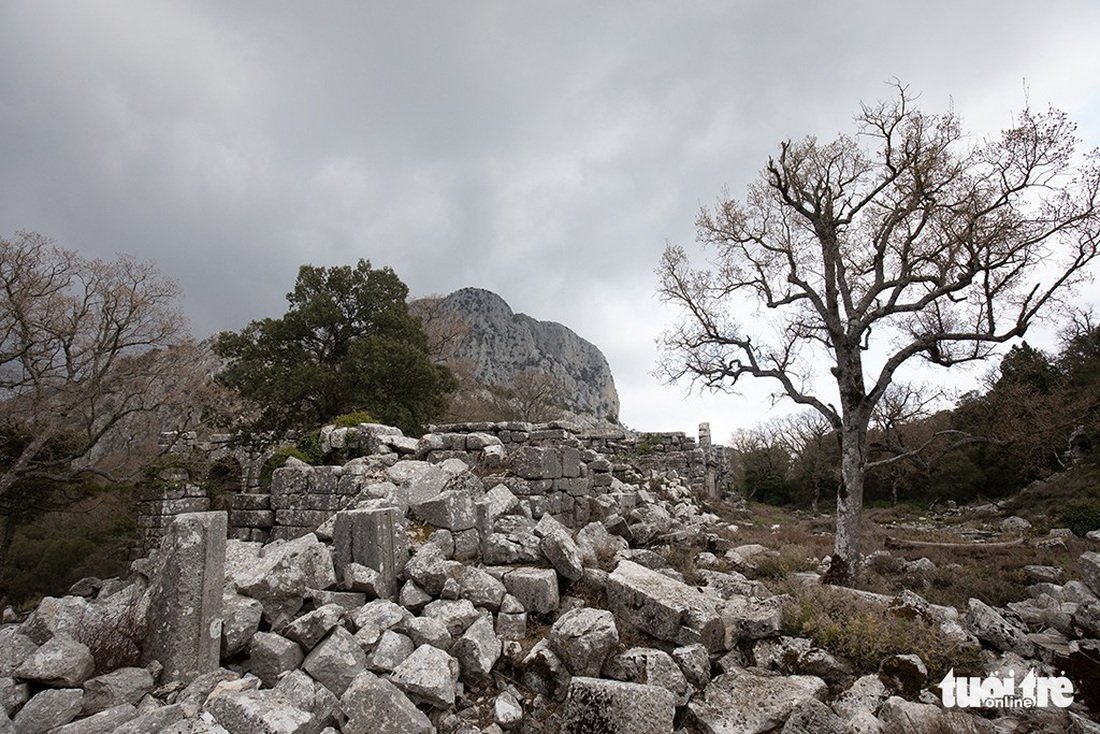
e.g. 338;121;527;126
250;632;304;689
502;567;559;614
282;603;345;651
0;629;38;676
302;626;367;697
349;599;412;633
548;608;619;677
451;564;507;610
575;521;628;569
366;630;416;673
18;596;99;645
51;703;139;734
877;694;996;733
559;677;676;734
496;611;527;641
422;598;481;636
398;580;433;611
404;616;453;649
221;593;263;658
81;667;154;715
175;668;242;717
411;488;477;531
606;559;725;651
0;677;29;717
332;506;408;600
390;644;460;709
14;634;95;687
878;654;927;698
1080;551;1100;598
339;671;433;734
452;614;502;681
722;594;783;644
494;690;523;729
13;688;84;734
1000;516;1032;533
672;643;711;689
603;647;689;704
273;669;338;731
233;533;337;628
519;639;572;701
781;697;846;734
205;688;314;734
402;542;456;596
965;598;1035;657
686;668;827;734
143;512;227;684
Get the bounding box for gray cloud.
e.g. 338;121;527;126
3;1;1100;441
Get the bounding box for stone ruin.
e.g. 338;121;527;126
4;419;1100;732
137;421;733;554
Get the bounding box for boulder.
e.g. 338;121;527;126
12;688;84;734
52;703;138;734
80;667;154;715
221;593;264;658
606;560;725;651
233;533;337;628
390;644;460;709
965;598;1035;657
282;604;345;651
301;626;367;697
548;608;619;677
1080;551;1100;598
204;688;314;734
249;632;304;689
365;630;416;673
502;567;559;614
339;671;433;734
559;677;676;734
602;647;690;704
451;613;502;681
14;634;95;687
686;668;827;734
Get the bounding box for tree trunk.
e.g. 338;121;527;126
826;419;867;586
0;511;16;602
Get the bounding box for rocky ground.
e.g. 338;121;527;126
2;432;1100;733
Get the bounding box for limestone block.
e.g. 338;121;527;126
422;598;480;636
0;677;28;717
606;560;725;651
390;644;460;709
831;673;888;720
503;567;559;614
249;632;304;688
1080;551;1100;598
234;532;337;628
282;603;345;651
496;612;527;641
559;677;676;734
411;489;476;531
205;688;313;734
722;594;784;645
80;667;154;716
13;688;83;734
537;519;584;581
452;614;502;682
686;669;827;734
349;599;412;634
548;608;619;677
18;596;99;645
965;598;1035;657
302;626;367;697
339;671;433;734
494;691;523;730
519;640;572;701
365;630;415;673
109;703;188;734
404;617;453;650
221;592;263;658
780;697;847;734
402;542;456;596
332;506;408;600
14;634;95;687
452;564;507;610
603;647;689;705
671;643;711;690
510;446;563;480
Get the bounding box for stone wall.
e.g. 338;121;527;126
138;421;731;553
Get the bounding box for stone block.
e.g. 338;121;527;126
390;644;460;709
503;567;559;614
606;560;725;651
340;671;433;734
332;506;408;600
559;677;676;734
250;632;304;688
411;489;476;531
12;688;83;734
13;635;94;688
141;512;227;684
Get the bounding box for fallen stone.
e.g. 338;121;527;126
0;628;38;676
301;626;367;697
494;690;523;729
81;666;154;715
548;608;619;677
14;634;95;687
0;677;29;717
389;644;460;709
602;647;690;704
559;677;676;734
349;598;412;633
519;639;572;701
780;697;846;734
221;593;264;658
1080;551;1100;598
250;632;304;689
422;598;481;636
686;668;827;734
282;603;345;651
411;488;477;531
452;613;502;682
877;694;996;733
205;687;314;734
233;533;337;628
502;567;559;615
606;560;725;651
52;703;139;734
332;506;408;600
722;594;783;644
672;643;711;689
13;688;84;734
405;616;453;649
340;670;433;734
966;598;1035;657
366;630;416;673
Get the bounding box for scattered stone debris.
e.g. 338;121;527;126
2;420;1099;732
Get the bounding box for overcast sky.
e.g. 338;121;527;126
3;2;1100;442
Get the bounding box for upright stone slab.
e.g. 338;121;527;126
143;511;227;683
333;507;408;600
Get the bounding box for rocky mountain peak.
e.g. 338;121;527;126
417;287;620;421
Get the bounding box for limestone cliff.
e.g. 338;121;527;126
413;288;620;421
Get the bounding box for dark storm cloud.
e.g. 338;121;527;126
3;1;1100;438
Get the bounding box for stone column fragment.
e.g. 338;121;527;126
333;506;408;599
143;511;227;683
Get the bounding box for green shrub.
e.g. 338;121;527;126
333;411;377;428
1059;497;1100;537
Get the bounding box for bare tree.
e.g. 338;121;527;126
0;232;201;584
657;85;1100;584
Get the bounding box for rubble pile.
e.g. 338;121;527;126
2;422;1099;733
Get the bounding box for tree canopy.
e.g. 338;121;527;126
658;84;1100;583
214;260;456;436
